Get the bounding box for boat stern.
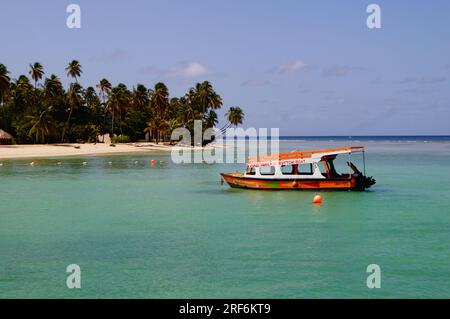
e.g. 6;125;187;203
354;174;377;190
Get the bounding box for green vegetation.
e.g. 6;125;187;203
111;135;130;144
0;61;244;144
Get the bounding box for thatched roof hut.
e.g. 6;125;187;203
0;129;14;145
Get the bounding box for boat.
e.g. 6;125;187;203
221;146;376;190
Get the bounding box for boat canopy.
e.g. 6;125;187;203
247;146;365;168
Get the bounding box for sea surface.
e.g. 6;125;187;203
1;136;450;298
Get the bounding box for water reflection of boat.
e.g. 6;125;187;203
221;146;376;190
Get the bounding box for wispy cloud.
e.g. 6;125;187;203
106;50;130;60
167;62;209;78
138;66;161;76
241;79;271;87
399;76;446;84
397;88;437;95
139;62;210;79
272;60;306;74
370;76;382;84
91;49;131;62
322;66;364;77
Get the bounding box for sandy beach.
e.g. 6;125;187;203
0;143;215;160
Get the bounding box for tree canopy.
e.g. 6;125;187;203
0;61;244;144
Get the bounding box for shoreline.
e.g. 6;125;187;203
2;139;448;160
0;143;219;160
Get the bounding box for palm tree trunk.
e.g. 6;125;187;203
219;122;232;133
111;108;114;137
61;106;73;143
119;108;123;136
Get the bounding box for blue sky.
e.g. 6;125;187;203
2;0;450;135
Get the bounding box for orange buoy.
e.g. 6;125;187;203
150;159;155;165
312;195;323;204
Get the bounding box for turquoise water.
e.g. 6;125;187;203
1;140;450;298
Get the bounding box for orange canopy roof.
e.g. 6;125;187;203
247;146;364;167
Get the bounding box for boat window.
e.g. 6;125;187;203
246;167;256;175
298;163;313;175
332;155;349;176
281;165;296;175
260;166;275;175
322;155;345;178
319;161;329;177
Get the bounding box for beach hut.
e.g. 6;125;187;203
0;129;14;145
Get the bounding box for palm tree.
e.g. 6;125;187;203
165;118;181;142
144;117;166;144
223;106;244;130
168;97;182;122
0;64;10;105
43;75;64;101
109;84;131;136
13;75;34;113
96;78;112;135
132;84;149;110
194;81;222;114
143;121;152;142
84;86;101;116
27;109;54;143
204;110;218;129
119;84;132;135
184;88;202;125
65;60;82;83
29;62;44;89
96;78;112;104
61;82;82;142
106;89;119;136
84;87;99;105
43;75;65;133
150;82;169;118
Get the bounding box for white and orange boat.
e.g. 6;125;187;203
221;146;376;190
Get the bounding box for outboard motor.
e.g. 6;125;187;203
347;161;376;190
355;174;376;190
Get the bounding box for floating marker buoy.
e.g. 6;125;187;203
134;161;139;165
312;195;323;204
108;161;112;165
159;160;164;164
150;159;155;165
57;162;62;165
30;161;36;167
0;163;3;167
82;162;87;166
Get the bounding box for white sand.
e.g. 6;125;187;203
0;143;218;159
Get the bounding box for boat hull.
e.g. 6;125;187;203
221;173;361;190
